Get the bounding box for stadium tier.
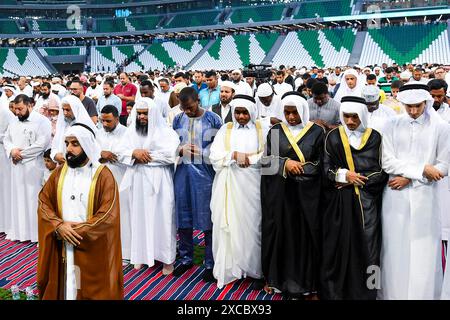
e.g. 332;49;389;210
229;4;286;24
0;48;51;76
164;10;221;29
95;15;162;33
0;19;23;34
38;47;87;57
272;28;356;68
293;0;353;19
359;23;450;66
190;33;279;70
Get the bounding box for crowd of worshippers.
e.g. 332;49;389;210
1;62;450;300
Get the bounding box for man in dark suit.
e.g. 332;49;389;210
211;81;235;123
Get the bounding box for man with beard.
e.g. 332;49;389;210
37;124;123;300
96;81;122;115
34;82;60;115
211;81;235;123
0;83;17;106
85;77;102;103
70;80;98;124
139;80;170;119
362;85;396;135
255;83;283;126
3;94;52;242
51;95;97;165
230;69;253;96
97;105;131;264
429;79;450;121
116;98;179;273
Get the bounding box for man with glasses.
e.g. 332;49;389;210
308;82;340;131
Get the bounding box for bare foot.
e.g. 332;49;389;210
263;284;274;294
133;264;143;270
162;263;174;275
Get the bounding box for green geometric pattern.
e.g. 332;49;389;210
368;23;446;65
208;38;222;60
322;28;355;52
234;35;252;66
97;46;114;62
15;49;28;65
147;43;176;68
176;39;209;52
230;5;285;23
297;31;324;67
0;20;21;34
255;33;280;53
294;0;352;19
129;16;161;31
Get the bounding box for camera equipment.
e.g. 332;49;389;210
242;64;272;86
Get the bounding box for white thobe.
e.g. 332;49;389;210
210;122;265;288
256;95;283;128
3;111;52;242
435;103;450;241
50;120;72;161
367;104;397;135
118;130;178;267
0;106;15;233
380;112;450;300
61;162;100;300
335;127;364;183
17;85;33;97
273;82;292;97
97;123;131;260
233;81;253;96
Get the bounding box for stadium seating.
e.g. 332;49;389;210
294;0;352;19
39;47;86;56
0;48;51;76
96;15;162;33
272;28;356;68
31;19;86;33
229;4;286;24
0;20;23;34
359;23;449;65
164;10;220;29
190;33;279;70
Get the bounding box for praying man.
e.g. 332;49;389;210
172;87;223;282
37;123;123;300
321;96;388;300
209;94;268;289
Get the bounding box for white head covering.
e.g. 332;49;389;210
373;66;385;79
339;96;369;132
173;82;187;94
229;94;257;125
53;95;97;156
397;83;439;120
220;81;236;92
64;124;102;166
256;83;274;97
334;69;364;103
281;92;309;126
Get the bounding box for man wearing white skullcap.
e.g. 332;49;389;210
261;91;325;299
322;95;387;300
362;84;396;135
380;83;450;300
210;94;267;289
230;69;253;96
211;80;235;123
3;94;52;243
37;123;123;300
116;98;180;274
255;82;283;126
333;69;364;103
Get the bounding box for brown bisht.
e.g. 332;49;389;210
320;126;388;300
37;164;124;300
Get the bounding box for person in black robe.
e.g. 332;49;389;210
261;92;325;299
320;96;388;300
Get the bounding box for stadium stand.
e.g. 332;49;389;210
272;28;356;68
39;47;87;57
0;19;23;34
95;15;162;33
359;23;449;66
293;0;353;19
0;48;51;76
164;10;221;29
229;4;286;23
